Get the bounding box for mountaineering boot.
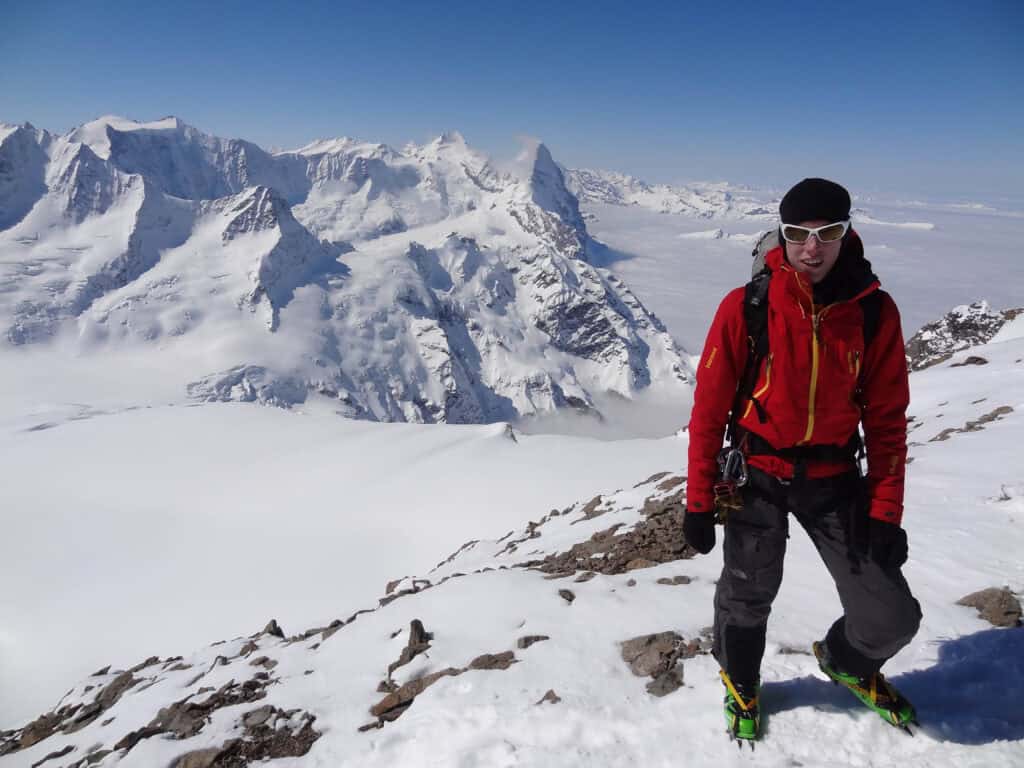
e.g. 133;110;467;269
812;641;917;731
720;670;760;743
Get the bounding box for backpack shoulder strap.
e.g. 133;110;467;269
727;269;772;443
857;288;884;348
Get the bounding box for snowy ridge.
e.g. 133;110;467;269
2;322;1023;766
905;301;1022;370
0;116;692;423
565;168;776;220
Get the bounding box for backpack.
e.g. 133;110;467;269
725;229;882;448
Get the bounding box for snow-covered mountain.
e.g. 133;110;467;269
2;310;1022;767
565;168;776;219
905;301;1022;370
0;117;691;423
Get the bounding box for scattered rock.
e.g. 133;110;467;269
646;669;683;697
210;707;321;764
248;656;278;670
574;571;597;583
656;575;692;586
626;579;637;587
30;744;74;767
262;619;285;639
371;667;461;718
957;587;1023;627
620;631;685;677
517;635;550;650
778;646;812;656
468;651;516;671
242;705;275;728
656;476;685;492
930;406;1014;442
129;656;161;673
116;677;271;751
621;632;692;697
558;589;576;604
536;689;561;705
387;619;433;680
517;484;689;577
625;558;658;571
951;355;989;367
169;747;225;768
238;641;259;657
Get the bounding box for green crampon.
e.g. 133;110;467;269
812;641;918;731
721;670;760;745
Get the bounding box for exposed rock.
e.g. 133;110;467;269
248;656;278;669
116;677;270;750
656;575;693;586
29;743;74;767
216;709;320;764
468;651;516;671
778;646;812;656
646;669;683;697
170;747;226;768
370;668;462;718
517;635;550;650
558;589;576;604
262;619;285;638
957;587;1023;628
620;632;685;677
625;558;658;571
536;689;561;705
950;355;989;367
129;656;161;673
387;619;433;680
905;302;1017;370
930;406;1014;442
238;641;259;657
574;571;597;582
518;483;688;576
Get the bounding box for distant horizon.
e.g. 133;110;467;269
7;110;1023;210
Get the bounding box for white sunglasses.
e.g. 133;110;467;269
779;220;851;244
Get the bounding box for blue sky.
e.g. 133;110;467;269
2;0;1021;200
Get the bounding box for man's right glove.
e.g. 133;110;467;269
683;509;716;554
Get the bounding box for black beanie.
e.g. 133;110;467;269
779;178;851;224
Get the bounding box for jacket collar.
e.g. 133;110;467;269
765;230;880;308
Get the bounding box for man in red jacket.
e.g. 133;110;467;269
683;178;920;742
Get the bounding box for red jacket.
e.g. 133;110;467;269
686;243;909;524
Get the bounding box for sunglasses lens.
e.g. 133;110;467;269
817;223;847;242
782;225;809;243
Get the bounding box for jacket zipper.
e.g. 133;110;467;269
801;305;831;444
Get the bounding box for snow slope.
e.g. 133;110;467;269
1;315;1022;767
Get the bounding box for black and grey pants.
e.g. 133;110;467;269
713;466;921;686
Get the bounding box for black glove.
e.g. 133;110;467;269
683;510;716;555
867;519;908;569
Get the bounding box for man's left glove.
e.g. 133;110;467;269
683;509;716;555
867;519;908;569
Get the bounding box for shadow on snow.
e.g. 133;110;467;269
762;627;1024;746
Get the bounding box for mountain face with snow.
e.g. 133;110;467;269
564;168;776;219
905;301;1022;370
0;117;691;423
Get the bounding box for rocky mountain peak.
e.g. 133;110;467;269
905;301;1021;370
